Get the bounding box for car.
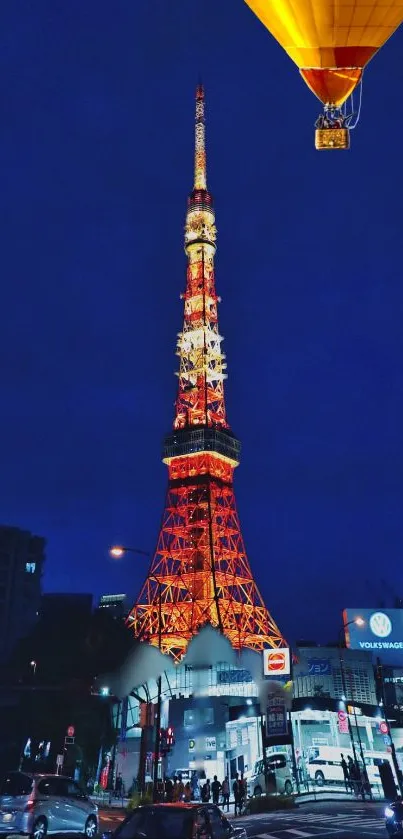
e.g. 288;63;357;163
247;754;293;797
0;771;98;839
102;803;247;839
385;800;403;837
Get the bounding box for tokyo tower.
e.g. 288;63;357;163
127;86;284;661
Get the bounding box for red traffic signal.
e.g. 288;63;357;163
166;726;175;747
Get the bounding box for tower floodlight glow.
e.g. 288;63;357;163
126;85;285;661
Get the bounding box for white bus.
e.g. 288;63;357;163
307;745;397;788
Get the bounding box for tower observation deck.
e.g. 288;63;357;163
127;86;284;661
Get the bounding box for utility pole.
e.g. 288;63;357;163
338;625;365;801
152;582;162;803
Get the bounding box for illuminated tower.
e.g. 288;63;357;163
127;86;284;661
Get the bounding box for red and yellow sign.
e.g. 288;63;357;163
263;647;291;676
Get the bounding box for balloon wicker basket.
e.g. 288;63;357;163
315;127;350;150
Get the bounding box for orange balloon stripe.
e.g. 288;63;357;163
300;67;362;106
286;45;378;69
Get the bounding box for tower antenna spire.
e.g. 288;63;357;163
194;83;207;190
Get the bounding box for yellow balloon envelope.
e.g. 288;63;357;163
245;0;403;107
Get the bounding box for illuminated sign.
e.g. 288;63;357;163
307;658;331;676
217;669;253;684
344;608;403;650
266;696;288;738
263;647;291;676
205;737;216;751
347;705;362;716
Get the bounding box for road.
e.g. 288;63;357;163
97;800;388;839
233;801;387;839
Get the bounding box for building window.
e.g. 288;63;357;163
184;709;200;727
25;562;36;574
203;707;214;725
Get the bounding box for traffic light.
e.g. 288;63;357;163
166;726;175;748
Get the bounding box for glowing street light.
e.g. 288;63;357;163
109;545;150;559
110;546;125;558
30;660;37;675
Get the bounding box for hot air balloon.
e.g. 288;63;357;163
244;1;403;150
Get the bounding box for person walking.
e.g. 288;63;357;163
177;777;185;801
165;777;173;802
184;782;192;802
239;773;246;814
201;779;211;802
348;757;358;796
221;776;230;812
233;774;241;817
115;773;123;798
340;754;350;793
211;776;221;805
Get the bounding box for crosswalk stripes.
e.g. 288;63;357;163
277;812;383;826
256;832;329;838
257;833;313;838
247;811;385;834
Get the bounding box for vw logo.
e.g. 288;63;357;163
369;612;392;638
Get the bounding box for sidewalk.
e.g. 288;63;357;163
92;793;130;809
93;794;243;817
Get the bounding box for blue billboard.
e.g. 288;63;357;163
344;608;403;651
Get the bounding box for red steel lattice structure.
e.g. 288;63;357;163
127;86;284;661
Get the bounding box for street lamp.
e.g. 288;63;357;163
338;617;367;800
30;660;37;676
108;544;162;802
109;545;150;558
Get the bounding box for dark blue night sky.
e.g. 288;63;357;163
0;1;402;645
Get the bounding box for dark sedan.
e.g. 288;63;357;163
385;800;403;837
103;803;246;839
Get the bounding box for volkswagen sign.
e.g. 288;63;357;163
344;608;403;650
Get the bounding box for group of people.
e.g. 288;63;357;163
163;772;247;814
340;753;370;798
164;776;193;802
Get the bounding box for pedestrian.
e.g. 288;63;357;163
191;771;199;801
165;777;173;802
239;773;246;813
233;774;241;817
172;778;179;802
177;777;185;802
115;773;123;797
211;775;221;805
348;757;358;796
340;754;350;793
184;781;192;802
201;779;210;802
221;776;230;812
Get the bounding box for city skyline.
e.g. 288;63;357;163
0;0;402;646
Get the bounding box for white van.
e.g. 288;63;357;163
307;746;346;786
247;752;293;797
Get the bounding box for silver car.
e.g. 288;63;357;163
0;772;98;839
